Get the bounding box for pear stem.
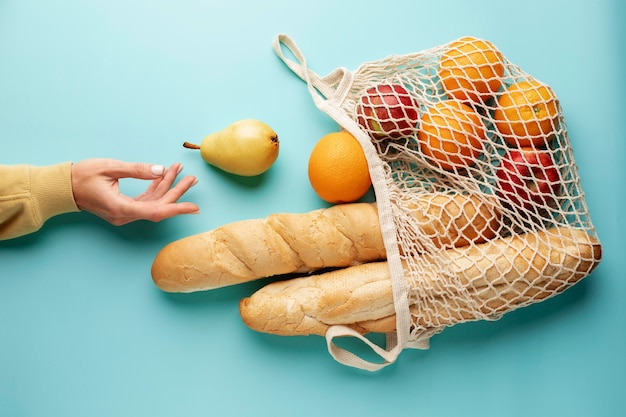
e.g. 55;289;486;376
183;142;201;150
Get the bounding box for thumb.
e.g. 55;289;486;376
108;161;168;180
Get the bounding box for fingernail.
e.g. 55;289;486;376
177;164;184;174
151;165;165;176
191;177;198;187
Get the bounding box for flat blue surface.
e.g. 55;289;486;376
1;0;624;416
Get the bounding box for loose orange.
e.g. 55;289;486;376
493;79;560;148
417;100;486;171
438;36;505;103
308;131;372;204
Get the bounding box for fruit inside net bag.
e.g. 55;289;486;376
273;34;602;371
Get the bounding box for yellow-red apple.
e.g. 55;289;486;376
355;83;420;139
495;147;561;212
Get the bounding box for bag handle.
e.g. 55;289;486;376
273;34;354;108
325;326;400;372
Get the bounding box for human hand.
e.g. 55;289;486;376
71;159;200;226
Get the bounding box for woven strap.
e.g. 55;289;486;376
273;33;414;371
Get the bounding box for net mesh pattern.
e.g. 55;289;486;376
275;34;601;368
345;38;595;336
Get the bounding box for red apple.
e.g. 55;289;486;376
495;147;561;212
355;83;420;139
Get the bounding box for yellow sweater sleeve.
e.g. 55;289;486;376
0;162;80;240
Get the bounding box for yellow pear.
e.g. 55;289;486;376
184;119;279;176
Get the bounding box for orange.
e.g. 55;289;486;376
493;79;560;148
417;100;486;171
308;131;372;204
438;36;505;103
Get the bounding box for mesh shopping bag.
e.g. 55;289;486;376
273;34;602;371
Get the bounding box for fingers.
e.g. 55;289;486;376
159;174;199;204
110;200;200;225
120;162;200;223
85;159;202;225
148;201;201;222
137;163;198;202
141;162;184;197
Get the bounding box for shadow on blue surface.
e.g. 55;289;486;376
0;209;197;251
434;276;591;348
154;262;593;373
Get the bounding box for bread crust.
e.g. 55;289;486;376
239;227;602;336
151;203;384;292
152;193;501;293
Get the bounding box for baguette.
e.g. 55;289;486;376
239;226;602;336
152;193;500;292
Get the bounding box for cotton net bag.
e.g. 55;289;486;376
273;34;602;371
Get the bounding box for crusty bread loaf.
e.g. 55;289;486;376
239;227;602;336
151;193;500;292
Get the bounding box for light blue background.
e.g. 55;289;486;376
1;0;624;416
